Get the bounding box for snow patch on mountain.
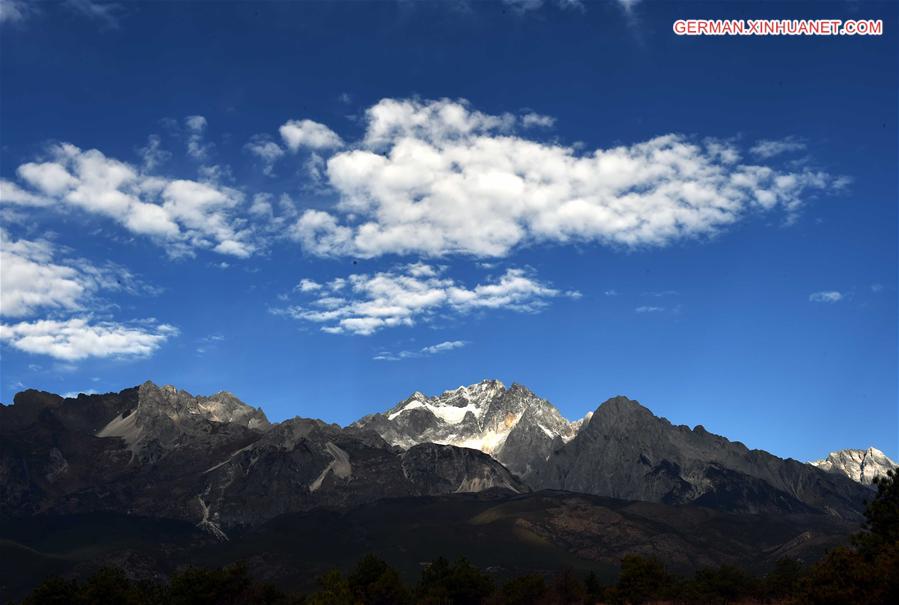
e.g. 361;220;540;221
810;447;897;485
352;379;586;478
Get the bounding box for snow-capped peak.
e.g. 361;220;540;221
810;446;897;485
355;379;581;478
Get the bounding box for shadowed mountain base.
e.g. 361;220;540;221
0;489;856;600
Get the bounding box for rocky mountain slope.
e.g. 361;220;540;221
0;382;526;537
356;383;871;520
810;447;897;485
1;379;874;536
353;380;589;478
530;396;869;519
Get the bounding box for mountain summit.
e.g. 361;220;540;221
352;379;586;477
810;447;898;485
0;382;525;535
356;385;870;520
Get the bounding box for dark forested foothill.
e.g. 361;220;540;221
16;469;898;605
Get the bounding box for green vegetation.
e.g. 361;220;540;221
17;471;898;604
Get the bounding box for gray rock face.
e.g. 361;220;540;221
353;380;583;478
0;383;526;536
810;447;897;485
530;396;870;520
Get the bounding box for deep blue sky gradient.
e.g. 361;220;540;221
1;1;896;462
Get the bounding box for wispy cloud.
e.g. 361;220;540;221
185;115;212;161
0;0;33;24
0;230;157;318
65;0;124;29
244;134;285;176
196;333;225;355
809;291;843;303
0;230;176;362
635;305;665;313
750;136;806;159
273;263;579;335
374;340;468;361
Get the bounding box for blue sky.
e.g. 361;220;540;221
0;0;896;463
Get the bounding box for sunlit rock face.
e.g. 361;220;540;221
810;447;898;485
352;379;588;478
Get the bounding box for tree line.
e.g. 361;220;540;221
18;470;898;605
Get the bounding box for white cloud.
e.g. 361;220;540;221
64;0;123;28
0;0;31;24
0;179;49;206
63;389;99;398
0;318;177;361
374;339;468;361
274;263;576;335
0;230;153;318
809;291;843;303
1;233;86;318
0;230;174;362
279;119;344;151
750;137;806;159
244;134;285;175
501;0;585;12
521;112;555;128
635;305;665;313
615;0;641;11
289;98;841;259
185;115;212;160
137;134;170;171
296;278;323;292
6;143;254;257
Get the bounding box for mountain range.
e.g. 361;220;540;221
0;378;888;598
2;379;879;531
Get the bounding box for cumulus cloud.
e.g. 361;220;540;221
288;98;842;259
809;291;843;303
750;136;806;159
374;339;467;361
5;143;254;257
0;318;177;361
0;230;175;361
296;278;323;292
279;119;344;151
0;230;154;318
273;263;577;335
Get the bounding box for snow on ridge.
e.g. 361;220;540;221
388;400;482;425
810;446;897;485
